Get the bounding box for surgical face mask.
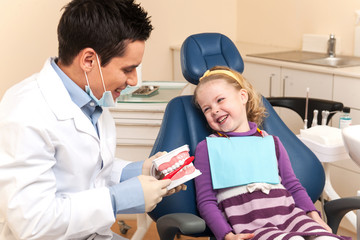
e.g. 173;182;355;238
84;54;115;107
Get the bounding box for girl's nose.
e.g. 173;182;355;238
212;108;219;115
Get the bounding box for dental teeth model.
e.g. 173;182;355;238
151;144;202;190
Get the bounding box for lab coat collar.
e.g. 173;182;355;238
37;58;99;139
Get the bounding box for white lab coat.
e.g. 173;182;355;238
0;59;131;239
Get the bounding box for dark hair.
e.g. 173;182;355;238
57;0;153;66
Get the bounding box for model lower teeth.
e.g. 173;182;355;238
162;164;189;175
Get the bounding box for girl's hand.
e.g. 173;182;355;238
225;232;254;240
307;211;333;233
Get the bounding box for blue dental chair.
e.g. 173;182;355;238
148;33;360;239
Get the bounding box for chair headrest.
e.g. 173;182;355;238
180;33;244;85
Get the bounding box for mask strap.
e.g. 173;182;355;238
95;54;107;92
84;71;90;87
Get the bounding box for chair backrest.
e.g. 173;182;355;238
148;32;325;237
181;33;244;84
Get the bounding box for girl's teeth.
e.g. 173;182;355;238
219;116;227;123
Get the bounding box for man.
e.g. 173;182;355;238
0;0;179;239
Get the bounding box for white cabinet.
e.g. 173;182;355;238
243;62;281;97
243;62;333;99
282;68;333;99
243;62;334;133
333;75;360;125
110;103;166;162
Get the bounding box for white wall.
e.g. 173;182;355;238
0;0;237;99
237;0;360;55
0;0;67;99
3;0;360;99
138;0;237;82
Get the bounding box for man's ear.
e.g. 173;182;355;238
79;48;96;72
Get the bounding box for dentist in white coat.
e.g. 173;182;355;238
0;0;181;239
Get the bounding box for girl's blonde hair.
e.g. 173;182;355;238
194;66;267;126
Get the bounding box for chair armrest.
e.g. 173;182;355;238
156;213;206;240
324;196;360;233
266;97;343;128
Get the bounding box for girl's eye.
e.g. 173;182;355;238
202;107;209;113
217;98;224;103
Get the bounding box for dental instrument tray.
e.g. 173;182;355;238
132;85;159;97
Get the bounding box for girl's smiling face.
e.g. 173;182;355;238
196;79;250;133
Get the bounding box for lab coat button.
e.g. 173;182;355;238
90;101;95;107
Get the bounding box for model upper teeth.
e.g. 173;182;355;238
162;159;186;175
162;164;190;175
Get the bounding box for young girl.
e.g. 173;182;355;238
193;66;349;240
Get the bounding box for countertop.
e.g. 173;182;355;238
171;42;360;79
236;42;360;79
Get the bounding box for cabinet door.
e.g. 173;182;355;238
334;75;360;109
280;68;332;134
110;103;165;162
282;68;333;99
333;75;360;125
243;62;281;97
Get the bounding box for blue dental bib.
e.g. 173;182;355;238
206;135;280;189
